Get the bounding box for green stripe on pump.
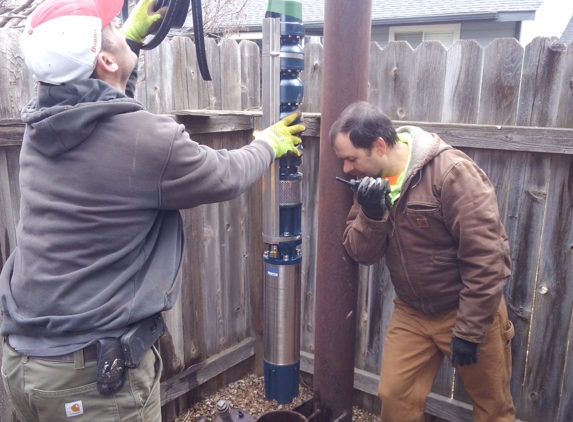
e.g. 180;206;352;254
266;0;302;19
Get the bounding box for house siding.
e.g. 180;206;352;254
371;21;519;49
460;21;519;47
371;26;390;47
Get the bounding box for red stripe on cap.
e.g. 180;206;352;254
30;0;123;29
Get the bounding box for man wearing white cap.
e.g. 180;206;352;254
0;0;305;420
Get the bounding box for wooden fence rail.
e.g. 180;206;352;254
1;29;573;422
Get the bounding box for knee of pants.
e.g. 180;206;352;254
378;376;412;402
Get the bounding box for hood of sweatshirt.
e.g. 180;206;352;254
21;79;144;157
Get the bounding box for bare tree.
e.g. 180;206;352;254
0;0;37;28
200;0;249;39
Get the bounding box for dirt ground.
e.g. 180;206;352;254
175;373;379;422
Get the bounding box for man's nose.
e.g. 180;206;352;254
343;161;354;174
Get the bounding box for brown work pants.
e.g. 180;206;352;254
378;297;515;422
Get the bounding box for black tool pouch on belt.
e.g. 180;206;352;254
121;313;165;368
95;338;125;396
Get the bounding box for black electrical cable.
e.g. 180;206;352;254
121;0;211;80
191;0;211;80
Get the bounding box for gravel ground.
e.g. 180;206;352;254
175;373;379;422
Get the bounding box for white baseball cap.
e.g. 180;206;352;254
20;0;124;85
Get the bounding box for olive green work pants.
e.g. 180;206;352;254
378;297;515;422
1;341;162;422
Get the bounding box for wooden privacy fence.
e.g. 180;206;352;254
1;28;573;422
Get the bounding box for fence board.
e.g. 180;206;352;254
223;135;252;345
144;39;175;115
180;207;203;364
300;43;323;113
517;36;568;127
172;36;199;111
197;38;221;110
370;40;415;121
368;42;384;113
442;40;483;124
239;40;260;111
408;122;573;155
409;41;447;122
361;260;394;375
520;154;573;421
478;38;523;126
556;42;573;129
507;153;549;418
220;39;242;110
510;36;570;420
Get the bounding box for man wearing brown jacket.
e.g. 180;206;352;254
331;101;515;422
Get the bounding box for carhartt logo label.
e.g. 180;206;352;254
416;218;429;228
65;401;84;417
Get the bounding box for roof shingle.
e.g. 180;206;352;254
240;0;544;26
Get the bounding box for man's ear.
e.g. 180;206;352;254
94;51;119;75
372;137;387;154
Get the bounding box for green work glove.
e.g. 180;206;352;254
255;111;306;159
121;0;167;43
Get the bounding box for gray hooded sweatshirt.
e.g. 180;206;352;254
0;79;274;356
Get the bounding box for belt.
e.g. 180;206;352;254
32;344;99;363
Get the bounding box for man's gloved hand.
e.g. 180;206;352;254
357;177;389;220
254;111;306;159
121;0;167;44
450;336;480;367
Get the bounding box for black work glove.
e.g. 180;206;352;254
357;177;389;220
450;336;479;367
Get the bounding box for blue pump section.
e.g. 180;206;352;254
264;361;301;405
266;9;305;122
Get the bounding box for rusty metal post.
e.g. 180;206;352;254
313;0;373;421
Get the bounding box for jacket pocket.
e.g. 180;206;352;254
405;202;440;213
432;254;458;267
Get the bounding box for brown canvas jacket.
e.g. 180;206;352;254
343;126;511;342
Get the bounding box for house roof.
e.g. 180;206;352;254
562;14;573;45
240;0;544;27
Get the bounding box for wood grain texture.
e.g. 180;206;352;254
556;41;573;129
370;40;415;121
517;37;567;128
518;155;573;421
409;41;447;122
478;38;523;126
300;43;323;113
239;40;260;111
220;39;242;111
442;40;483;124
144;39;175;115
0;29;35;119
